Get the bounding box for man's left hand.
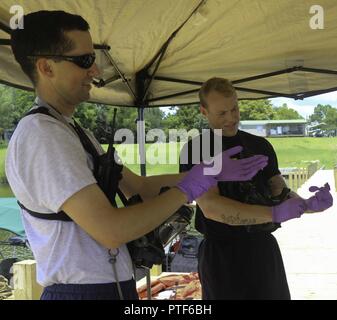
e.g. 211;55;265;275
305;183;333;212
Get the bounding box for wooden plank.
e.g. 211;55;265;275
304;168;308;183
293;171;298;191
288;173;294;190
13;260;43;300
299;168;303;187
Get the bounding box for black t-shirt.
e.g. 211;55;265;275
179;130;281;238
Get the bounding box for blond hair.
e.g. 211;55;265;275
199;77;235;108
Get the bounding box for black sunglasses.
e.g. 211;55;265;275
28;53;96;69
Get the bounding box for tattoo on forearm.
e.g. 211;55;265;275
220;213;257;225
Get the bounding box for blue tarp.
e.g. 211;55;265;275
0;198;25;237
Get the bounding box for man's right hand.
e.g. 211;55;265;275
212;146;268;181
177;145;268;203
272;197;307;223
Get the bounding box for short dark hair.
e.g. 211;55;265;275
199;77;236;108
11;10;90;85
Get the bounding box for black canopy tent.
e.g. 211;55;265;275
1;0;337;175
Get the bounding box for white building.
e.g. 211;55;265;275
239;120;307;137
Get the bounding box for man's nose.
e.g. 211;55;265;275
88;62;101;78
225;112;236;122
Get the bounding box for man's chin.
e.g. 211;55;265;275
79;91;90;103
222;127;238;137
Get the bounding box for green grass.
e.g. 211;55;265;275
111;137;337;174
267;137;337;169
112;142;182;175
1;138;337;185
0;146;7;184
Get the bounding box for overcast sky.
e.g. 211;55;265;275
270;90;337;119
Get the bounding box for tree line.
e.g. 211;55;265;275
1;84;336;143
308;104;337;133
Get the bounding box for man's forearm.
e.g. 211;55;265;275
62;184;188;248
140;172;187;199
116;187;188;243
268;174;313;212
119;166;187;200
197;192;273;226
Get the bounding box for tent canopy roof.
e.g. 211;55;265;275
1;0;337;108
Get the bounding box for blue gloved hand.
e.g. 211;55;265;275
305;183;333;212
177;145;268;202
272;197;307;223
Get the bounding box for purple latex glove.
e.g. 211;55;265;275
177;146;268;202
305;183;333;212
272;197;307;223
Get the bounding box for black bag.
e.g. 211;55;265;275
126;190;194;269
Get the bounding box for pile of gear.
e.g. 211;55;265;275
0;275;13;300
126;188;194;269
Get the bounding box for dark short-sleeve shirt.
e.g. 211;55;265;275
179;130;281;238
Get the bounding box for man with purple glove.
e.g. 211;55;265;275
272;182;333;222
5;11;267;300
305;183;333;213
179;77;333;300
177;145;268;203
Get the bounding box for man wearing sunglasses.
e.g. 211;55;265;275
28;53;96;69
6;10;270;300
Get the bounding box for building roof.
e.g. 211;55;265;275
240;120;307;126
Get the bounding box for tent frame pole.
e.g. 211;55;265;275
137;107;146;177
135;70;147;176
0;21;11;34
147;66;337;102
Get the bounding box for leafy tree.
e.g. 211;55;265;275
74;102;99;132
239;100;302;120
144;108;164;130
75;104;147;143
273;103;303;120
115;107;138;134
163;105;208;131
0;84;34;131
324;107;337;130
309;104;333;123
239;100;275;120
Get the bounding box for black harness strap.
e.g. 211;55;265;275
26;107;101;175
25;106;52;117
17;201;73;222
18;106;121;222
70;120;101;178
17;107;75;221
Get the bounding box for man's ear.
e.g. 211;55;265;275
36;58;54;78
200;104;207;116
